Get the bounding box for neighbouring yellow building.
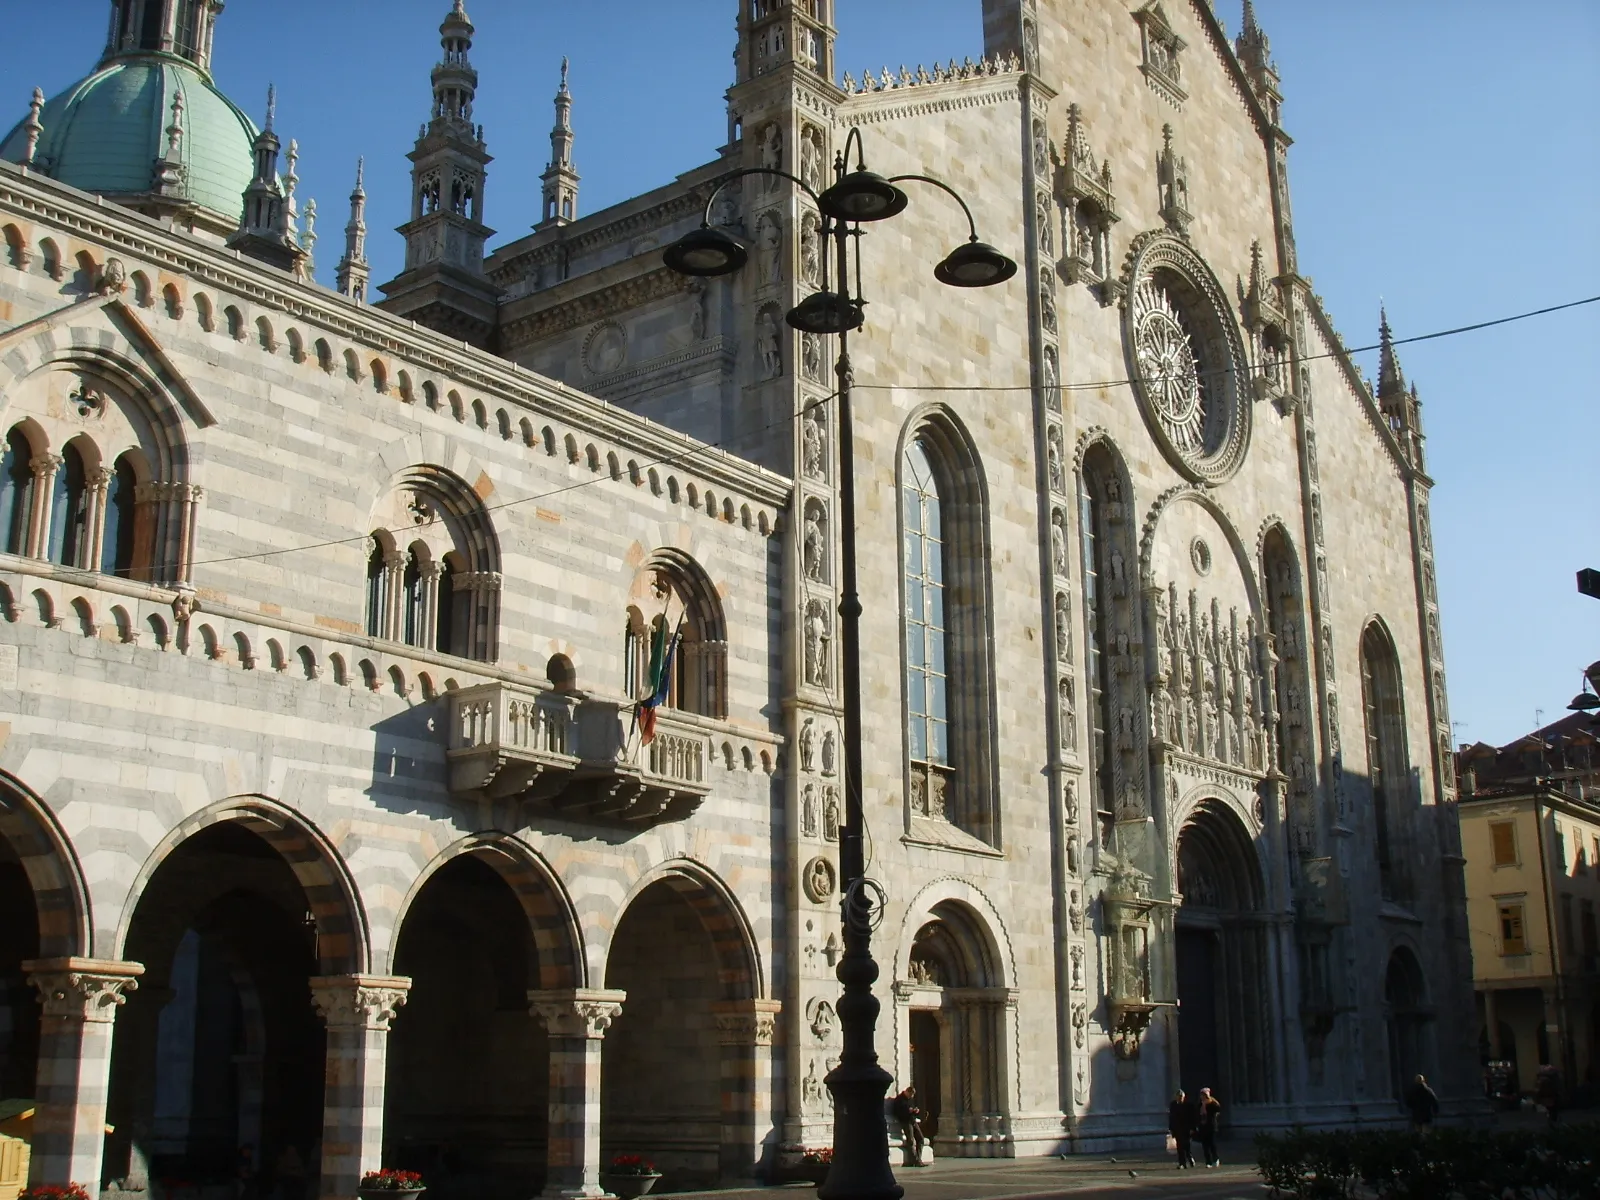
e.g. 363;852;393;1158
1459;712;1600;1097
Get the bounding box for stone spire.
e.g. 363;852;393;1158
227;86;306;273
336;158;371;303
538;58;580;228
375;0;498;346
152;92;186;195
20;87;44;167
1377;308;1425;469
1235;0;1283;126
280;137;302;241
301;199;318;277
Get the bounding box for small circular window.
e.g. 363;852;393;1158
1123;234;1250;483
1190;537;1212;576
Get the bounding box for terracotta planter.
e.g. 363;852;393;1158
600;1172;660;1200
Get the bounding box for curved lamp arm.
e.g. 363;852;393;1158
887;173;981;242
698;166;822;226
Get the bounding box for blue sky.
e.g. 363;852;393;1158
8;1;1597;748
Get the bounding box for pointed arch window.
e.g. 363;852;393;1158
1360;622;1410;902
898;420;997;845
0;428;32;555
903;440;949;772
622;558;728;720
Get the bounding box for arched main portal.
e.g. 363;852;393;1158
384;850;569;1200
104;821;335;1197
895;899;1012;1156
1174;800;1274;1107
601;867;761;1187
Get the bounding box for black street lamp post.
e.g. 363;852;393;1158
664;128;1014;1200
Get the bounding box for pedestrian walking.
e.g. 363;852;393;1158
1535;1065;1562;1125
1403;1073;1439;1127
891;1085;926;1166
1196;1087;1222;1167
1167;1090;1197;1168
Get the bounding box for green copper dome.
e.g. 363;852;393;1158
1;56;258;224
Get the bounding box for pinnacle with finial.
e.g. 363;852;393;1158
353;156;366;197
265;84;276;132
560;55;570;92
21;86;45;166
1242;0;1260;34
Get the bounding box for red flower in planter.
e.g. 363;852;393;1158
608;1155;658;1176
359;1170;424;1190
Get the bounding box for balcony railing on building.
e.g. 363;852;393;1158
447;682;709;823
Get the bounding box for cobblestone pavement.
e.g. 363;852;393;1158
666;1152;1265;1200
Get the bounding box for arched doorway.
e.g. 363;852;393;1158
104;822;333;1197
384;853;556;1200
1384;948;1431;1104
601;870;759;1187
897;900;1011;1155
1174;800;1273;1106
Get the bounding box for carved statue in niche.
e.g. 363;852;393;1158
759;123;782;186
1071;1001;1086;1048
1110;550;1126;590
804;599;831;686
1058;676;1076;749
687;279;708;341
803;501;827;582
1047;427;1065;494
1070;943;1084;989
799;717;816;771
1067;887;1082;932
1067;833;1079;874
1054;592;1070;661
808;998;836;1043
757;211;783;285
1051;508;1068;576
1184;689;1199;754
1065;778;1079;823
1023;15;1039;69
713;188;742;232
757;308;782;378
802;332;824;381
803;1059;827;1107
1040;273;1057;333
800;127;823;192
821;729;836;775
802;405;827;480
802;783;818;836
823;787;839;840
1032;118;1049;176
1036;189;1052;255
800;212;821;283
1043;343;1059;405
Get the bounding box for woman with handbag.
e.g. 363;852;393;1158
1167;1090;1196;1168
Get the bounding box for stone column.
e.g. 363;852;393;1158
23;957;145;1188
710;999;781;1183
419;562;443;651
528;988;625;1200
26;454;62;559
382;553;406;642
171;484;203;585
84;466;112;572
309;975;411;1200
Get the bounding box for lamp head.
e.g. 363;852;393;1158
786;291;865;334
817;170;909;223
934;240;1018;288
662;225;747;277
1569;690;1600;713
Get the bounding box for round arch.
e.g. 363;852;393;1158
0;769;90;959
113;795;369;975
607;856;762;1000
388;832;585;989
1138;484;1264;617
893;875;1015;988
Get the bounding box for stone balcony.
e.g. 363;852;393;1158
446;682;711;824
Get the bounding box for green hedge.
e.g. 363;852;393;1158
1255;1124;1598;1200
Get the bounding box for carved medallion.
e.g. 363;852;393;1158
583;322;627;376
802;855;836;902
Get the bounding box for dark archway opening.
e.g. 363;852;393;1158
602;881;726;1188
1384;949;1430;1104
0;834;41;1102
1175;802;1273;1107
385;856;549;1200
106;823;325;1196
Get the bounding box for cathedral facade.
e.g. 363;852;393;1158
0;2;1476;1198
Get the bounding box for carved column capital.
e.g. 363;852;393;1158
527;987;626;1039
709;998;782;1046
29;453;63;480
24;957;144;1022
309;974;412;1031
